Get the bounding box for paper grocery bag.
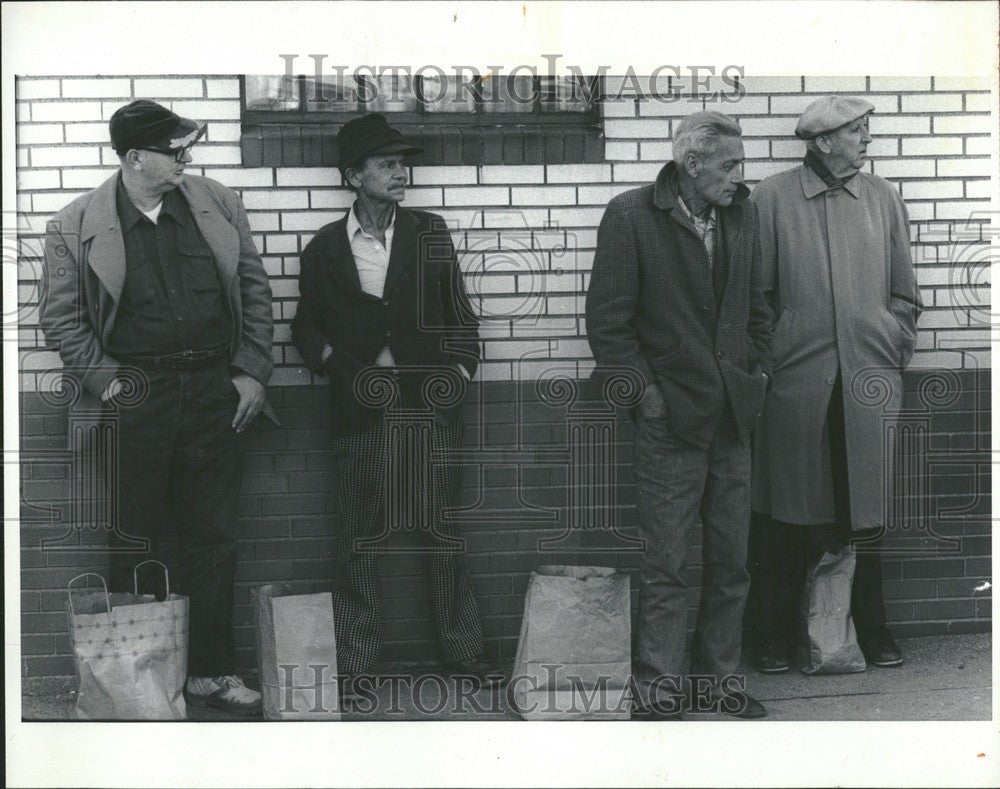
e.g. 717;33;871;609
794;546;868;675
252;584;340;720
67;561;188;720
510;566;632;720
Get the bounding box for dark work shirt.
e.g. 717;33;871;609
107;176;232;357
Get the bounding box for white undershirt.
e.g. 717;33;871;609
140;202;163;224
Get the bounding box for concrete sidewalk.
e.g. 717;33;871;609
21;633;991;721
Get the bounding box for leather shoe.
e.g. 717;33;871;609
717;691;768;720
862;629;904;667
753;644;791;674
446;657;504;686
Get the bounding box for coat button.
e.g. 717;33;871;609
826;376;835;384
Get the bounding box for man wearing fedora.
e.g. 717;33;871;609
291;114;497;688
40;99;274;715
746;96;921;673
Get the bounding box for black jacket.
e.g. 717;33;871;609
585;162;773;447
291;206;480;436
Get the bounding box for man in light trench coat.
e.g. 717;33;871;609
746;96;922;672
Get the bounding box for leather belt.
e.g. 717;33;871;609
118;348;226;373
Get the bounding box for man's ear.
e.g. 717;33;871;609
813;135;833;155
683;152;700;178
123;150;143;171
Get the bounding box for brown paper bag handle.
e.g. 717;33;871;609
67;572;111;617
133;559;170;597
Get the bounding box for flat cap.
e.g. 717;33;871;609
109;99;206;156
795;96;875;140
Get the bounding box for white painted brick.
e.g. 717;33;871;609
305;189;354;210
283;258;300;277
742;140;770;159
270;279;299;298
602;99;637;118
481;208;548;229
745;162;793;182
468;275;519;296
603;119;672;139
510;186;576;206
640;141;672;161
32;191;87;212
717;95;771;115
476;362;512;382
905;202;934;221
546;163;612;183
613;162;666;182
276;168;340;188
434;209;483;230
965;137;992;156
917;308;968;328
133;78;204;98
869;77;932;92
902;137;963;156
247;213;280;233
768;140;805;159
204;167;274;187
64;122;112;143
870;115;931;135
964;93;995;113
901;180;964;200
867;138;899;157
638;97;707;117
32;101;103;122
168;100;240;121
872;158;936;178
189;145;242;165
549;208;606;227
16;170;60;190
16;193;31;212
281;212;328;232
934;114;993;135
265;235;299;254
399;188;443;208
480;165;544;184
965;180;993;199
101;147;122;166
31;145;101;167
205;122;242;143
61;167;117;188
738;117;796;137
528;229;566;252
866;95;900;114
485;340;551;360
604;141;638;161
17;124;63;145
934;76;990;91
444;186;509;207
17;103;31;123
205;78;240;99
737;76;802;94
242;190;308;210
803;77;867;93
577;184;636;204
17;79;61;99
938;158;992;177
901;94;964;113
570;228;598;248
936;200;991;221
769;94;823;115
61;78;132;99
410;166;477;186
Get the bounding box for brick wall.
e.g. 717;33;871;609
16;75;993;678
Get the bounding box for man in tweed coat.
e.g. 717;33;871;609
586;111;773;720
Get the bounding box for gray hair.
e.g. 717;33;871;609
672;111;743;164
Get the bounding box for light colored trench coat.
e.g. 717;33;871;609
750;165;921;531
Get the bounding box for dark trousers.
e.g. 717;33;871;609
330;399;484;675
107;358;241;677
746;374;888;653
633;406;752;707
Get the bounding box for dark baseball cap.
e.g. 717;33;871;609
109;99;207;156
336;113;421;176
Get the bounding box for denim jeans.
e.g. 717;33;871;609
107;358;242;677
632;406;752;708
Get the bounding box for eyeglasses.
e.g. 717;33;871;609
139;146;193;162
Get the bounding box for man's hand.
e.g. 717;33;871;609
640;382;666;419
100;378;125;402
231;373;265;432
320;344;333;365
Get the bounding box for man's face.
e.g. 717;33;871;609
691;135;745;207
348;154;408;204
820;114;872;173
135;146;193;190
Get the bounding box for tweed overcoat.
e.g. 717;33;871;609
750;165;922;531
585;162;773;449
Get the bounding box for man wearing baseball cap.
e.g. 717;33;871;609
746;96;922;673
291;114;497;692
40;99;275;715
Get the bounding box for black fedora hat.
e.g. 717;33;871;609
336;113;421;176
